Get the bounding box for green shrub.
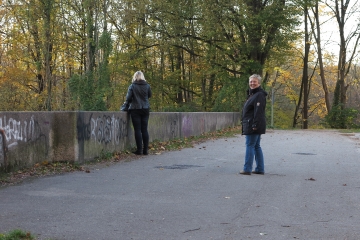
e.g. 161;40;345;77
325;105;359;129
0;229;35;240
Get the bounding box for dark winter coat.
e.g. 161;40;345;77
125;80;152;110
241;87;268;135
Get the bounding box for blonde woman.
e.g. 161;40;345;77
122;71;152;155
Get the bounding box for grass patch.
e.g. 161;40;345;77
96;149;114;161
0;229;35;240
338;129;360;133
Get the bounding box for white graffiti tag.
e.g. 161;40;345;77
0;115;40;143
90;115;127;144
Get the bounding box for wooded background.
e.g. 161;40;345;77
1;0;359;129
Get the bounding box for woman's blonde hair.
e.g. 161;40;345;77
132;71;146;82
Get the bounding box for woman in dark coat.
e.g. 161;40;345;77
122;71;152;155
240;74;268;175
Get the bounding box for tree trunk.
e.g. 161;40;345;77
44;0;54;111
331;0;353;109
311;2;331;113
337;11;347;109
176;49;183;104
85;0;96;73
302;5;310;129
292;78;303;128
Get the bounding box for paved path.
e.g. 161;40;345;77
1;130;360;240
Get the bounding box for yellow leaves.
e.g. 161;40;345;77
41;160;49;166
2;67;32;86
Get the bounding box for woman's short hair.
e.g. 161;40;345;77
249;74;262;84
132;71;146;82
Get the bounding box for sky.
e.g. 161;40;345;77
315;1;360;62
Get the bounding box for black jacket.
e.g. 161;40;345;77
125;80;152;110
241;87;268;135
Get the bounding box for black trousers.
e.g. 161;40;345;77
130;109;150;153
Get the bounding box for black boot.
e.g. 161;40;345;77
132;150;142;155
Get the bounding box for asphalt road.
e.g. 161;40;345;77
1;130;360;240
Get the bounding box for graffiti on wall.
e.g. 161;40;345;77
77;113;128;144
0;115;46;167
0;115;44;144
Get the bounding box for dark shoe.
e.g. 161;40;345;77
252;171;264;175
132;151;142;155
143;151;148;155
239;170;251;175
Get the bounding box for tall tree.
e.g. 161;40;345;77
309;1;331;113
42;0;55;111
2;0;60;110
301;2;311;129
325;0;360;128
327;0;360;108
68;0;112;110
240;1;300;77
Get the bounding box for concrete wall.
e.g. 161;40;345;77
0;111;240;172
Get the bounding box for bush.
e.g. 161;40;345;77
325;105;359;129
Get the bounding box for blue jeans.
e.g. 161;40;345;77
244;134;264;173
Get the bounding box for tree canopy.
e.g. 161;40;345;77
0;0;359;128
